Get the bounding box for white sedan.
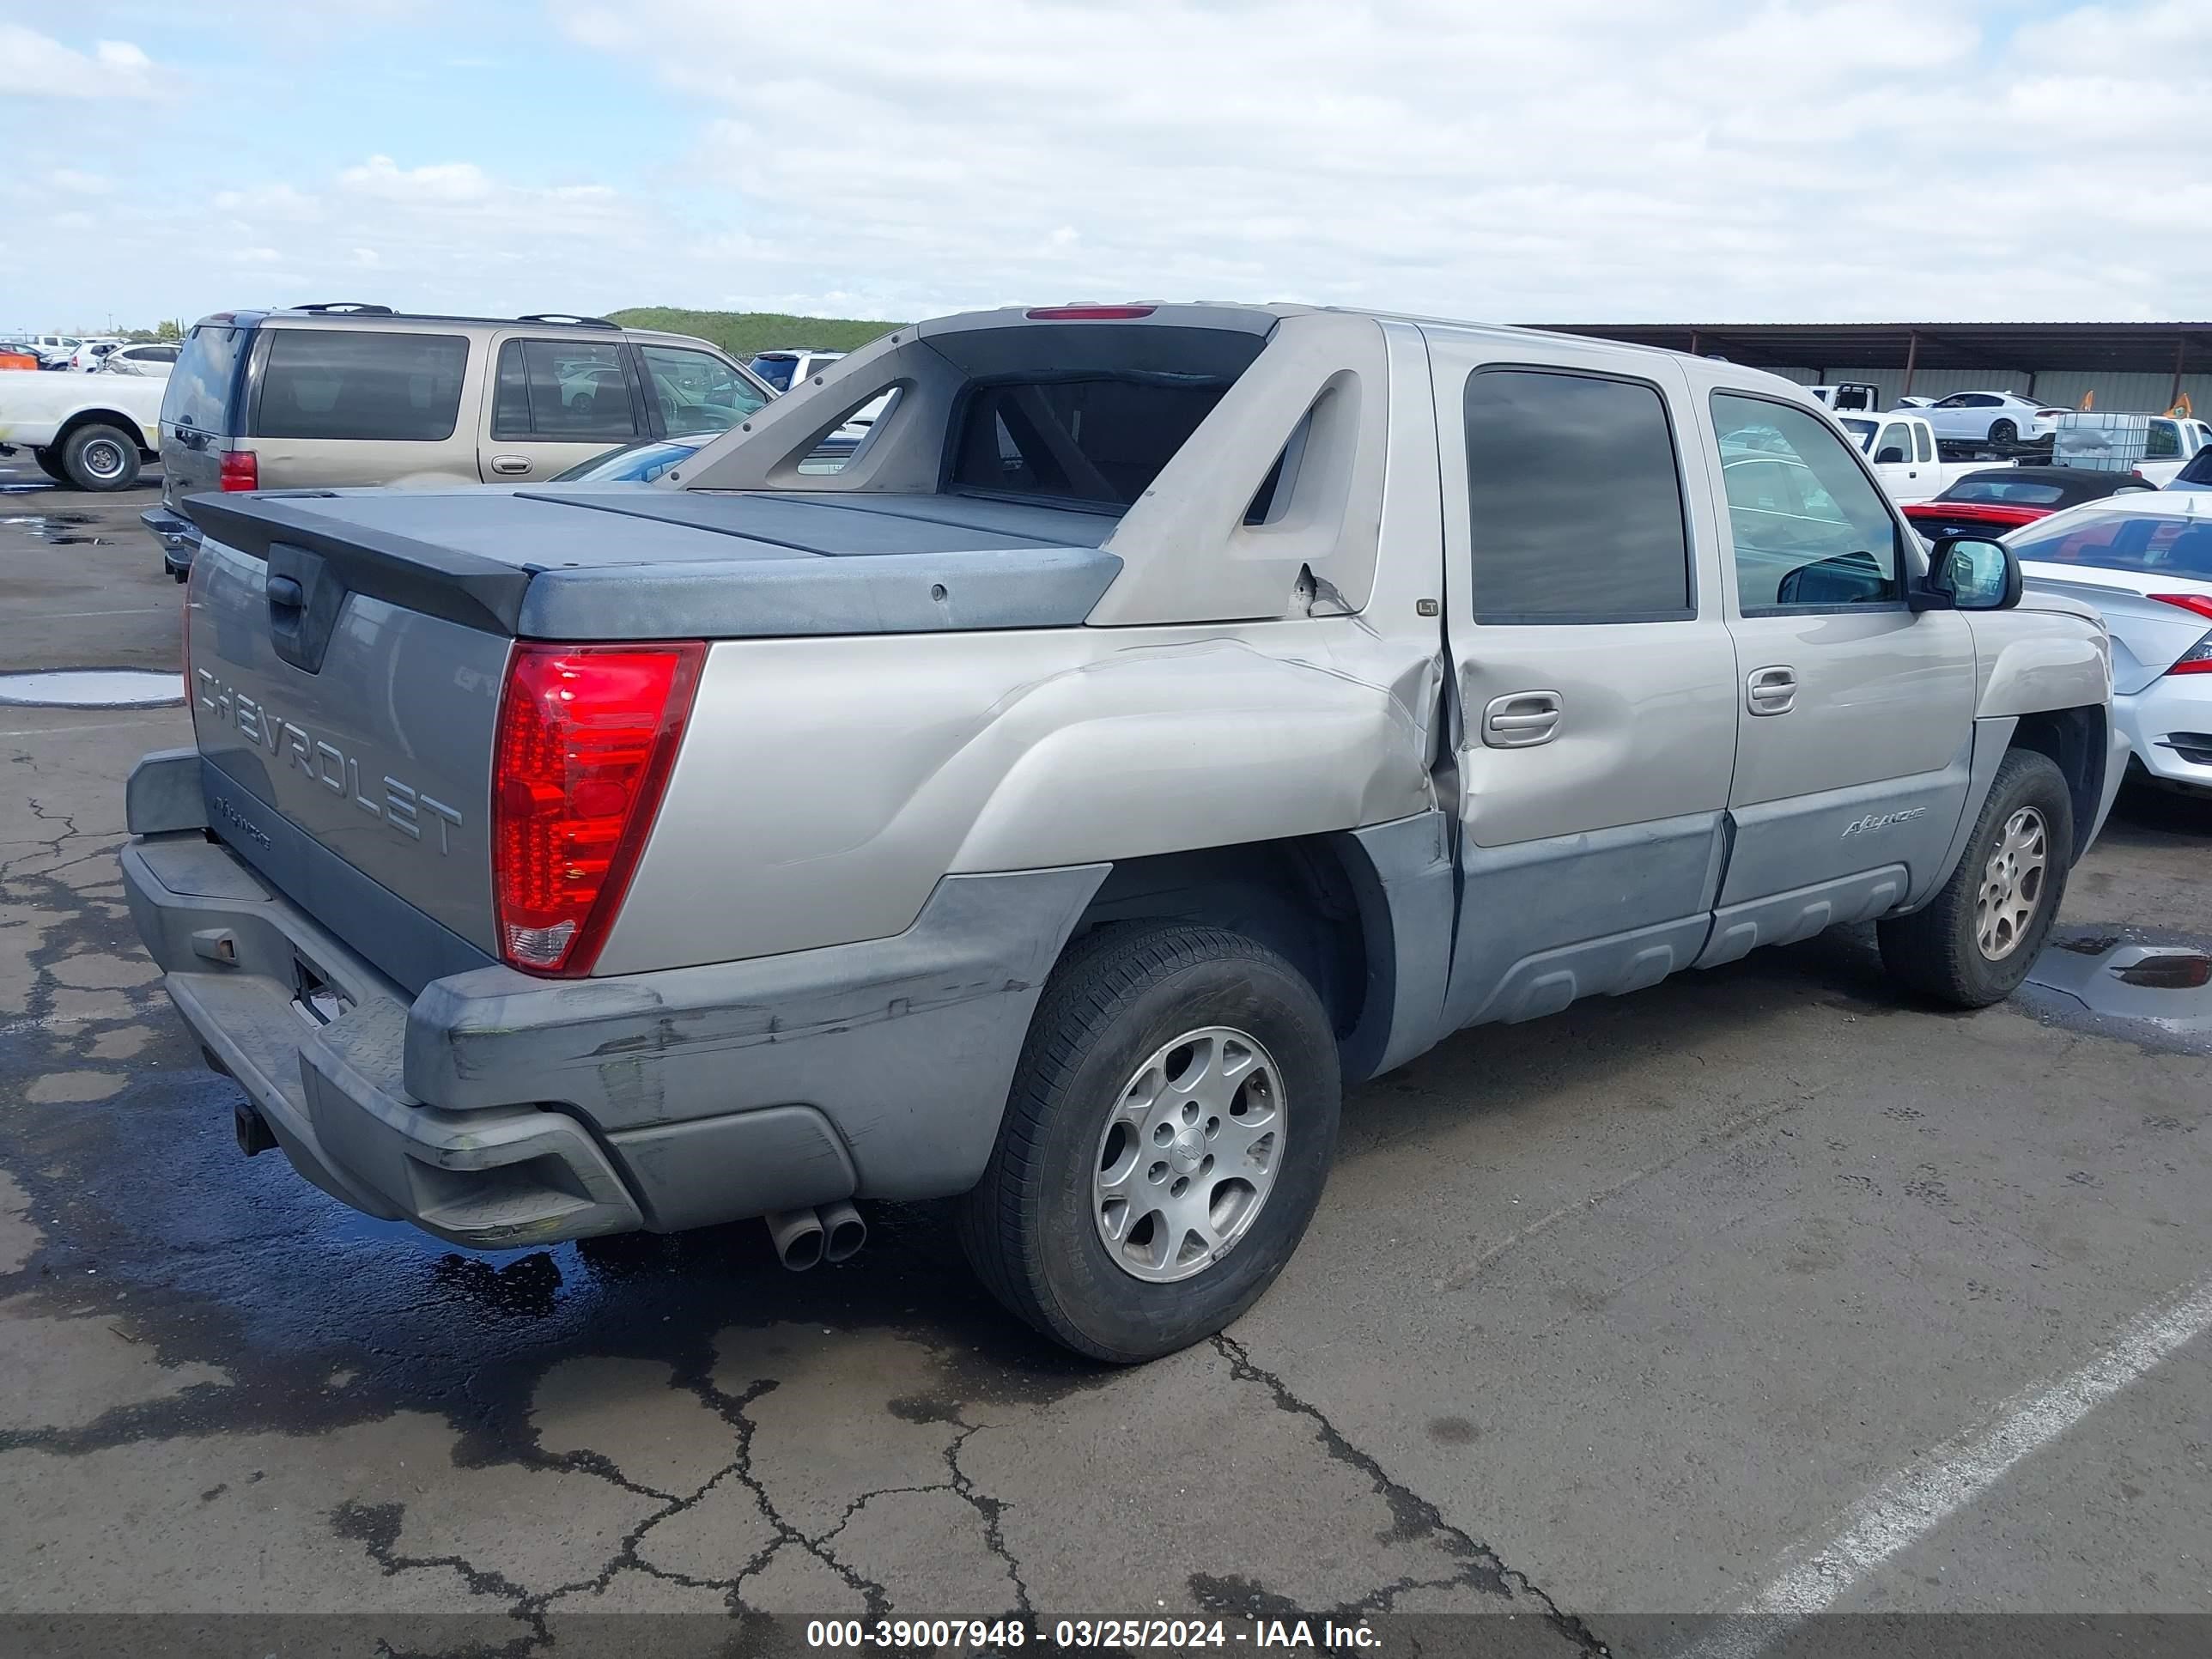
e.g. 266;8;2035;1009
1914;391;2064;447
2010;495;2212;794
94;342;178;378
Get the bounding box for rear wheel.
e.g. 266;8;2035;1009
31;447;69;483
60;423;141;492
1878;748;2073;1007
1989;418;2018;446
959;923;1341;1363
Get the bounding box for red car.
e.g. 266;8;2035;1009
1904;465;2157;542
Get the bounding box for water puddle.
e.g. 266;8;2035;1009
0;668;185;708
2026;934;2212;1036
3;511;110;545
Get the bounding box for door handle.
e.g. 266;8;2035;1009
489;454;532;476
1747;665;1797;716
1482;690;1562;749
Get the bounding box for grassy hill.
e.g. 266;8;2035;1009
609;307;904;360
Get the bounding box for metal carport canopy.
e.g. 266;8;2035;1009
1535;320;2212;376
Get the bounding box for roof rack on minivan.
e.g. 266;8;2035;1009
515;313;617;328
291;302;395;314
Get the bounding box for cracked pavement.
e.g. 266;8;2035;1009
3;479;2210;1652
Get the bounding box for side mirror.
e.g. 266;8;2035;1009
1875;446;1907;464
1919;535;2022;611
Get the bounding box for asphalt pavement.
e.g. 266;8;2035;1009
2;465;2208;1655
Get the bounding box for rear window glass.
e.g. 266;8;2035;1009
257;329;468;441
2176;447;2212;486
1464;368;1692;622
1944;478;2067;506
749;355;798;392
2011;511;2212;580
949;378;1229;508
164;324;244;433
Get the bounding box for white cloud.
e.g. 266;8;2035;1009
546;0;2212;323
9;0;2212;331
0;23;168;99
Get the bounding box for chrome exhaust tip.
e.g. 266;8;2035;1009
820;1199;866;1264
764;1207;826;1271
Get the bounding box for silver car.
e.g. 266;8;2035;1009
120;301;2122;1361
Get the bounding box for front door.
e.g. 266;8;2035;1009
1868;416;1936;502
1697;387;1976;965
1427;335;1740;1030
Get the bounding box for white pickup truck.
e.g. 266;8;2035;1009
0;367;165;489
1832;410;2007;504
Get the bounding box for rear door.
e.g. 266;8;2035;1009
1698;386;1976;961
479;333;648;482
1428;333;1739;1030
248;326;477;488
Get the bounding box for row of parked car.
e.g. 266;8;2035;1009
0;332;180;374
0;303;864;498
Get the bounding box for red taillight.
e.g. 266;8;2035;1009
2154;595;2212;675
1024;304;1158;320
490;641;704;975
218;449;258;491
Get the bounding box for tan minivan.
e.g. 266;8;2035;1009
146;305;775;574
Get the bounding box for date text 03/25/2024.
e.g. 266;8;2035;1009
805;1618;1384;1650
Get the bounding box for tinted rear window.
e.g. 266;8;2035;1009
1463;368;1692;622
749;355;797;392
950;377;1229;508
256;329;469;441
164;324;245;433
2012;511;2212;580
2178;447;2212;486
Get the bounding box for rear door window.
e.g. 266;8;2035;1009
256;329;469;441
1462;368;1693;623
165;324;246;433
491;339;641;441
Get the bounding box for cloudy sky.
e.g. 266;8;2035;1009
3;0;2208;333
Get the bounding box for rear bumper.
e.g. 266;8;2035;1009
142;505;201;580
119;753;1106;1250
2118;676;2212;793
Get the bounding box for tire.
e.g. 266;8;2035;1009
1989;419;2018;446
31;447;69;483
959;923;1341;1363
1878;748;2073;1008
60;422;142;492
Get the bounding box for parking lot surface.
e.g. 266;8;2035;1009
3;467;2209;1651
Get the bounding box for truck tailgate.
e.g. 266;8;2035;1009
178;486;1122;987
188;538;509;979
